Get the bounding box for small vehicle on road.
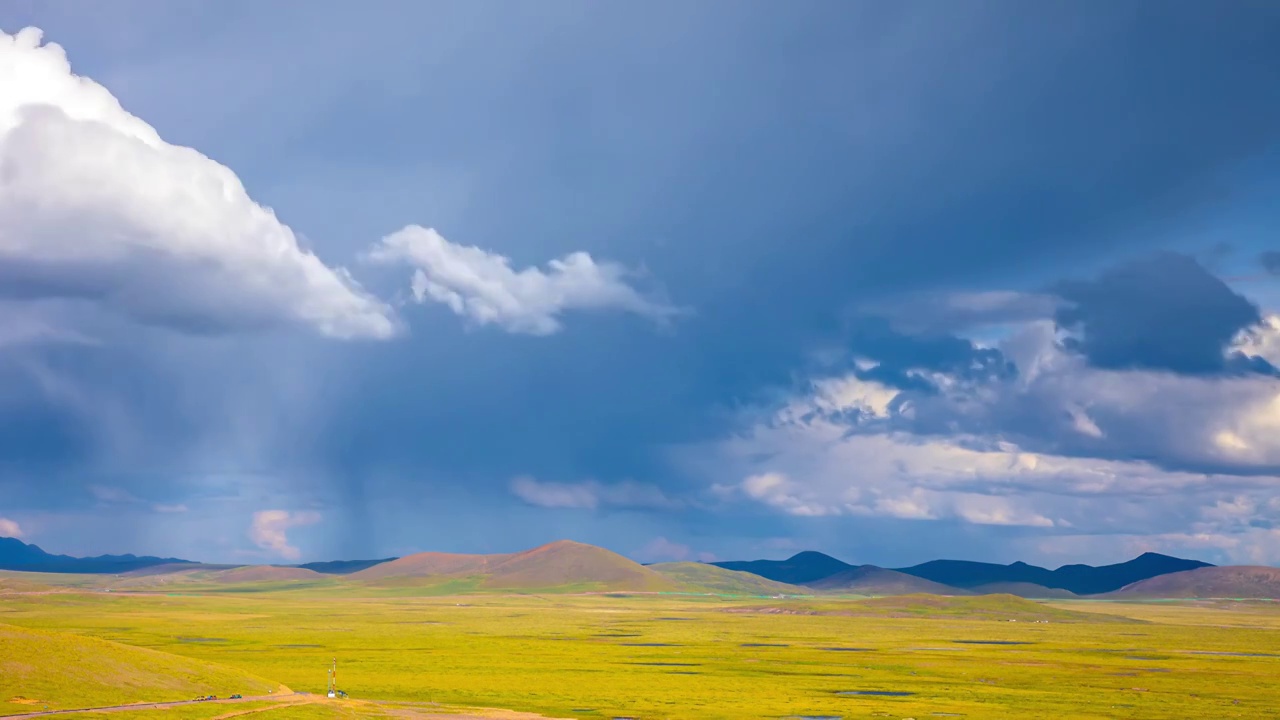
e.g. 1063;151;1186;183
230;694;242;699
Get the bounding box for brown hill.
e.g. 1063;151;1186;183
351;540;676;592
350;551;510;581
1111;566;1280;599
480;540;674;590
211;566;326;583
649;562;807;595
808;566;968;595
970;582;1078;599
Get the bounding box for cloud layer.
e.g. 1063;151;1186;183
367;225;678;335
690;255;1280;564
0;28;395;339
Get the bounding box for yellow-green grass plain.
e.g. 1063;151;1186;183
3;585;1280;720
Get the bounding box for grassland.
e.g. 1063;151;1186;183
3;586;1280;720
0;622;279;715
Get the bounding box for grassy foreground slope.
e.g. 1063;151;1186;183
648;562;807;595
0;622;279;715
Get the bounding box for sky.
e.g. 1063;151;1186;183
1;1;1279;568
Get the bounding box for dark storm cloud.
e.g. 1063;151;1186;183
1054;253;1264;375
1262;251;1280;275
3;0;1280;561
845;316;1017;392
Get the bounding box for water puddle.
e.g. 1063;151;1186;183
629;662;699;666
952;640;1032;645
1186;651;1280;658
837;690;915;697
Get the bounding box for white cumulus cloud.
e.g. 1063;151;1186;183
1231;313;1280;368
248;509;320;561
0;27;395;339
367;225;679;335
0;517;22;538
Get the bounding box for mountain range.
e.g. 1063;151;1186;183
712;551;1212;596
5;536;1271;599
0;537;192;574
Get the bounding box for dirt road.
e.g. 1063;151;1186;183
0;691;305;718
1;693;570;720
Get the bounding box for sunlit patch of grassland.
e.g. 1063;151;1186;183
3;590;1279;719
0;622;278;715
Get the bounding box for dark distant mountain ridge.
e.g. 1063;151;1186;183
714;550;1213;595
294;558;398;574
897;552;1213;595
0;537;193;574
713;551;853;584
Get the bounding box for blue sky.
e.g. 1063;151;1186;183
1;1;1279;567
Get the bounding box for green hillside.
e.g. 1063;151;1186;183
0;622;280;714
649;561;808;595
970;581;1079;599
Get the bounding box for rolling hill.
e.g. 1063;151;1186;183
351;550;508;580
895;552;1211;595
969;582;1078;599
0;622;279;714
1110;565;1280;599
712;551;853;584
0;574;52;593
480;541;675;590
210;566;327;583
353;540;678;592
0;537;192;574
808;565;967;595
649;562;808;595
